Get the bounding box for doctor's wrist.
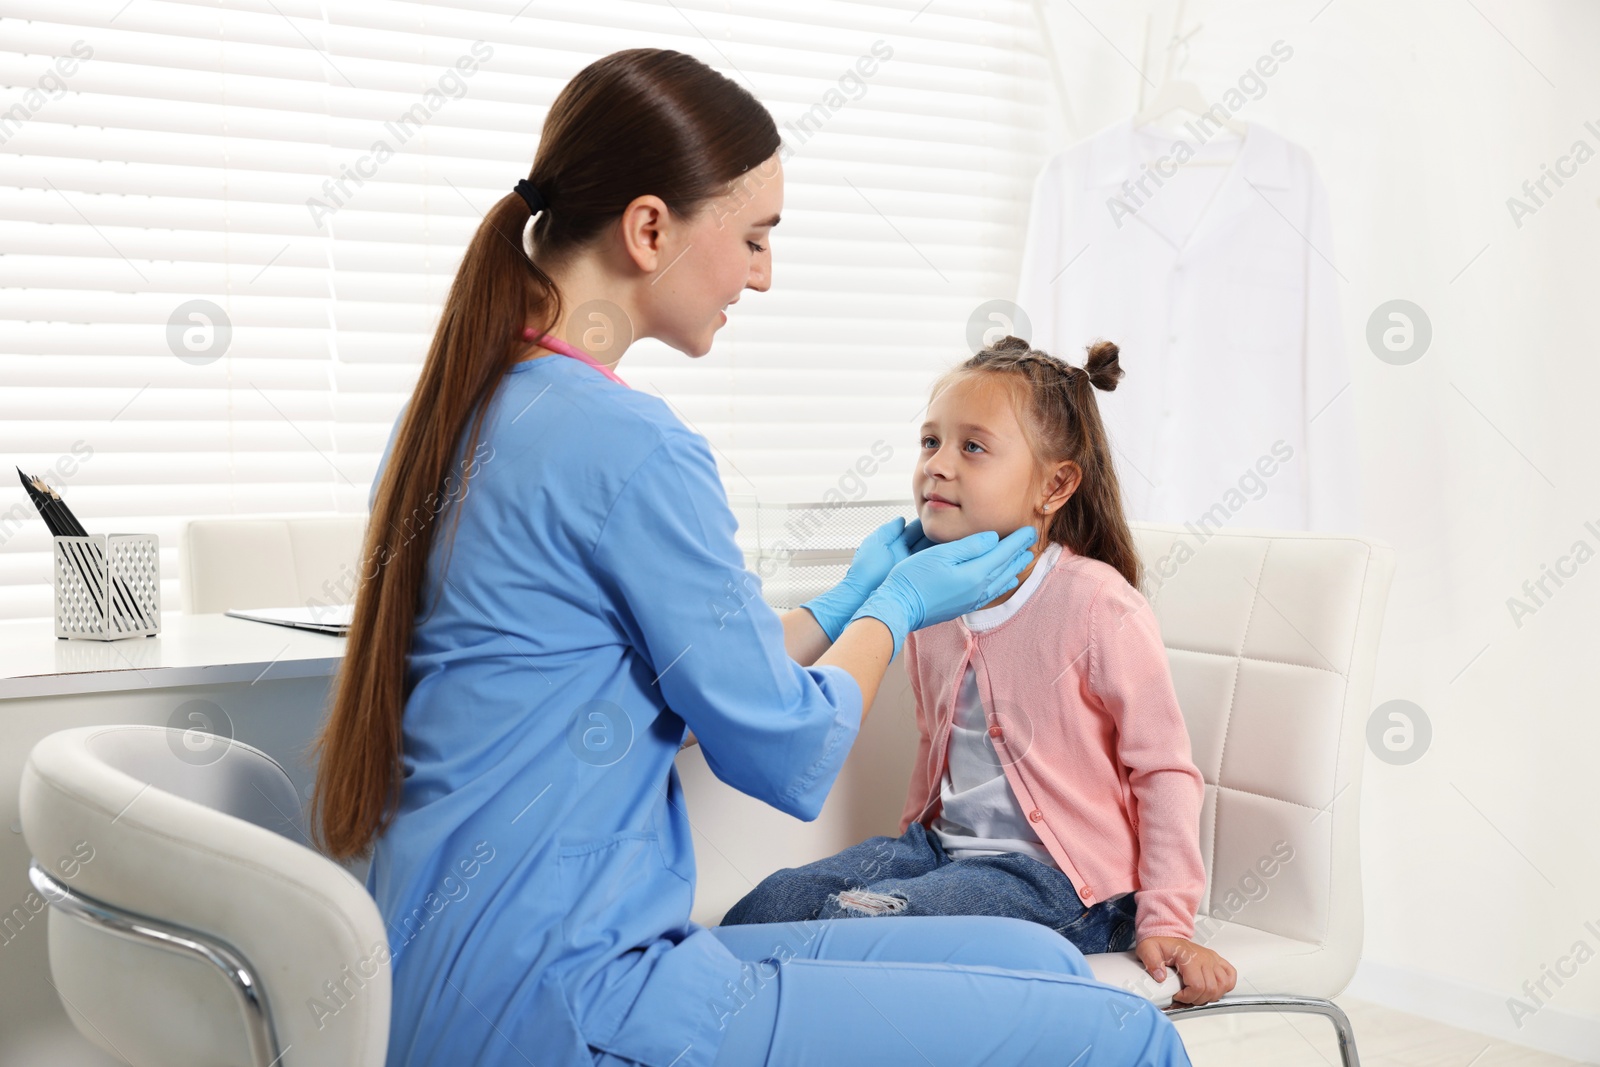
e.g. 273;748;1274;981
801;584;867;644
846;598;907;661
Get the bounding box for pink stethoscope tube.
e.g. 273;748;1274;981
523;326;630;388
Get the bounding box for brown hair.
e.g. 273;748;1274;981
307;49;781;862
930;334;1141;590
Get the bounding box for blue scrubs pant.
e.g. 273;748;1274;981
595;914;1191;1065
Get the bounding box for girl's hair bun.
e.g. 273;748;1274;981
987;334;1032;355
1082;339;1123;392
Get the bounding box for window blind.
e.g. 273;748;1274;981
0;0;1052;621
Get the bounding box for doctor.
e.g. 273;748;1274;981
309;48;1194;1067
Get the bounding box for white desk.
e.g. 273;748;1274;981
0;614;356;1067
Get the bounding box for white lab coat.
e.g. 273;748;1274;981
1016;118;1361;535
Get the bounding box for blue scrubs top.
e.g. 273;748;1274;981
362;351;863;1067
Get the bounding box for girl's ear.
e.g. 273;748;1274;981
1043;461;1082;511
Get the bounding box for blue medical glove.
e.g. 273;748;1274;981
801;517;927;643
847;525;1038;660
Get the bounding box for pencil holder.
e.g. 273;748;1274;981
728;497;916;610
53;533;161;640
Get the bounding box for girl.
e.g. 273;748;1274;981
723;334;1239;1007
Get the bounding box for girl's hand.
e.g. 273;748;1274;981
1135;936;1237;1006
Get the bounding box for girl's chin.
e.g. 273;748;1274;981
920;511;968;536
922;511;1034;543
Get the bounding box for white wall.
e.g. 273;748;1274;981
1027;0;1600;1059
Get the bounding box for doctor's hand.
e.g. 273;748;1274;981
1136;936;1236;1006
801;517;927;642
846;525;1037;660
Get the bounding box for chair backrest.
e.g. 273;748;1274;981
183;517;366;614
19;725;390;1067
1127;522;1394;973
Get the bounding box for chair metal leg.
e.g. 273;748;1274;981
1162;993;1360;1067
28;860;282;1067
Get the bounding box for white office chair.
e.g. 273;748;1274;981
19;724;390;1067
1077;523;1395;1067
182;517;367;614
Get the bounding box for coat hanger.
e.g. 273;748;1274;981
1131;0;1246;162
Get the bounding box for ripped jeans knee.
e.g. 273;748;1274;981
828;887;909;917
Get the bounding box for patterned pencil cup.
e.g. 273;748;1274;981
53;533;161;640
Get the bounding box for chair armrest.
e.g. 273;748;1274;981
1084;950;1183;1007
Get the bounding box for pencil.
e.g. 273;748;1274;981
36;476;86;536
17;468;66;535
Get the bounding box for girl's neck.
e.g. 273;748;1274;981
982;540;1054;608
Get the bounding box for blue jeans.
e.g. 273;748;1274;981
720;821;1140;955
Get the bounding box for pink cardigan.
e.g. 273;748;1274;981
900;542;1207;942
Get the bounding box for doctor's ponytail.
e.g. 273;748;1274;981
309;49;781;862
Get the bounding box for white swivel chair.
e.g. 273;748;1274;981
19;724;390;1067
1082;523;1396;1067
182;517;366;614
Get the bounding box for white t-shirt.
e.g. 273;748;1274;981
931;541;1064;866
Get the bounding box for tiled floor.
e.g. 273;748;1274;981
6;993;1589;1066
1175;995;1588;1066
